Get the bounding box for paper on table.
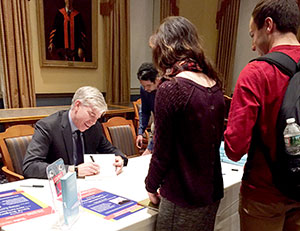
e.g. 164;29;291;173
84;154;116;180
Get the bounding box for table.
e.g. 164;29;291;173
214;162;243;231
0;104;134;129
0;155;243;231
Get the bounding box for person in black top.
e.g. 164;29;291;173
136;62;159;155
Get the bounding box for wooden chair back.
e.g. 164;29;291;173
132;98;154;131
0;125;34;182
132;98;141;130
102;117;140;158
224;95;232;126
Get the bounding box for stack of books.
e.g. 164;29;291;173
219;141;247;166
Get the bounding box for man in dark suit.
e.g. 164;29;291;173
23;86;128;179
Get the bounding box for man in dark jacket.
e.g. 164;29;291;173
23;86;127;179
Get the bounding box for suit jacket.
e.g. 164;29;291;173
23;110;127;179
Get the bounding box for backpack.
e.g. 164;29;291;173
251;51;300;201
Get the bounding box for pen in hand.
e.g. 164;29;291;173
90;155;95;162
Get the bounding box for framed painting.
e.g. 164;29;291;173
36;0;98;68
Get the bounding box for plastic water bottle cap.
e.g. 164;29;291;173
286;118;295;124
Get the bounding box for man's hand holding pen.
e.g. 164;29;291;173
77;161;100;177
88;155;123;176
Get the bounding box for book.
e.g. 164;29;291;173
60;172;80;225
138;198;159;211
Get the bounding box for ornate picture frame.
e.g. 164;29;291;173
36;0;98;68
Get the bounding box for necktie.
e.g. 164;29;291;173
75;130;83;165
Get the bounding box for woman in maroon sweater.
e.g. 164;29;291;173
145;16;225;231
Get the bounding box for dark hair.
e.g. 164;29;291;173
149;16;219;83
252;0;300;35
137;62;158;83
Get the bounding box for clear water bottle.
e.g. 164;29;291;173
284;118;300;155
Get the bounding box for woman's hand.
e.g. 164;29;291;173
148;191;160;205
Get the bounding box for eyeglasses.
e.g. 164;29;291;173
84;106;105;121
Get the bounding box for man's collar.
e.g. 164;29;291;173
68;110;78;133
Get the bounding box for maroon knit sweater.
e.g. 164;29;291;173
145;77;225;208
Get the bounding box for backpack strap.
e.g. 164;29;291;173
249;52;299;184
250;51;298;78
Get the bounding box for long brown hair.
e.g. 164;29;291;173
150;16;219;83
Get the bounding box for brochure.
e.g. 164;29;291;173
46;158;66;198
0;189;52;226
46;158;67;228
80;188;144;220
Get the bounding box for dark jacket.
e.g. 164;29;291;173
23;110;127;179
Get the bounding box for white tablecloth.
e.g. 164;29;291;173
1;155;243;231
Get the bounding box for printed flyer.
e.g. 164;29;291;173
80;188;144;220
0;189;52;227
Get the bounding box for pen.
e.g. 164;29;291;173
90;155;95;162
118;199;131;205
20;185;44;188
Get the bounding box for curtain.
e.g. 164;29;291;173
100;0;130;104
215;0;240;95
0;0;36;108
160;0;179;22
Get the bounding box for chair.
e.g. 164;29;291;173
0;125;34;182
132;98;142;130
102;117;148;158
132;98;154;132
224;95;232;127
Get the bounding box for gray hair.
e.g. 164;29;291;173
71;86;108;112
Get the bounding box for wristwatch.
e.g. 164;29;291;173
74;166;78;177
69;165;78;177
